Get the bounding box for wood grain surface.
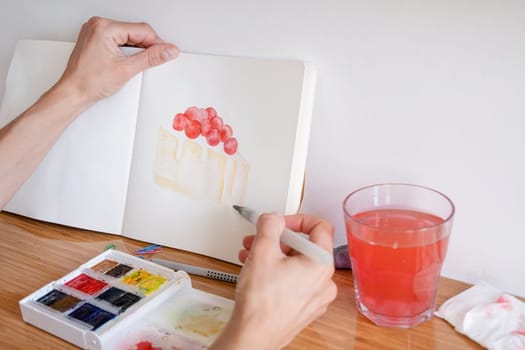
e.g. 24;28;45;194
0;211;483;349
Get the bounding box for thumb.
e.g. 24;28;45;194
126;43;179;74
251;213;286;259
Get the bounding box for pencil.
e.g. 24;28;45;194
152;258;238;283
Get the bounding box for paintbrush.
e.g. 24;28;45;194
233;205;333;265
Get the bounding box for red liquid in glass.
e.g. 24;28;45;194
346;209;449;319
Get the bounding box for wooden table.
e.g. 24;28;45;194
0;211;482;349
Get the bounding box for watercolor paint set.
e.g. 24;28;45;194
19;249;233;350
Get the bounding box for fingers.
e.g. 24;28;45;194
249;213;287;261
86;16;162;48
284;214;334;253
103;16;180;73
83;16;180;71
112;21;164;48
242;235;255;250
238;249;249;263
240;214;334;263
239;236;254;263
126;44;179;73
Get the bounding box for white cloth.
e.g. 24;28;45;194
435;282;525;350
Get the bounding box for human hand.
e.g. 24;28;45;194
0;16;179;211
57;16;179;109
210;213;337;350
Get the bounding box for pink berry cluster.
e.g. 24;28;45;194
172;106;238;155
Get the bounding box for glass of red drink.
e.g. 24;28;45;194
343;183;455;328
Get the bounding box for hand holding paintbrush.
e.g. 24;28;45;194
233;205;333;264
211;211;337;350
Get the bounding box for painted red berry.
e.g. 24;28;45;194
219;124;233;141
223;137;238;155
196;108;209;122
206;128;221;146
200;118;211;136
172;113;188;131
184;106;199;120
205;107;217;118
185;119;202;139
210;116;223;129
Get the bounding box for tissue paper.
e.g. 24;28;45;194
435;283;525;350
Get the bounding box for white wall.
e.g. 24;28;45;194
1;0;524;297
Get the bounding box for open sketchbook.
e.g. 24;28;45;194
0;40;316;264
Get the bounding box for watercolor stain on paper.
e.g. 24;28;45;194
171;303;230;339
132;341;163;350
119;325;206;350
128;340;184;350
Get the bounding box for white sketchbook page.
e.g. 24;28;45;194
0;40;141;234
122;53;308;263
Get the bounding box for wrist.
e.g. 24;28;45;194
19;79;93;132
47;78;94;115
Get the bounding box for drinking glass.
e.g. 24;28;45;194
343;183;455;328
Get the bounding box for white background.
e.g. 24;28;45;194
1;0;524;297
